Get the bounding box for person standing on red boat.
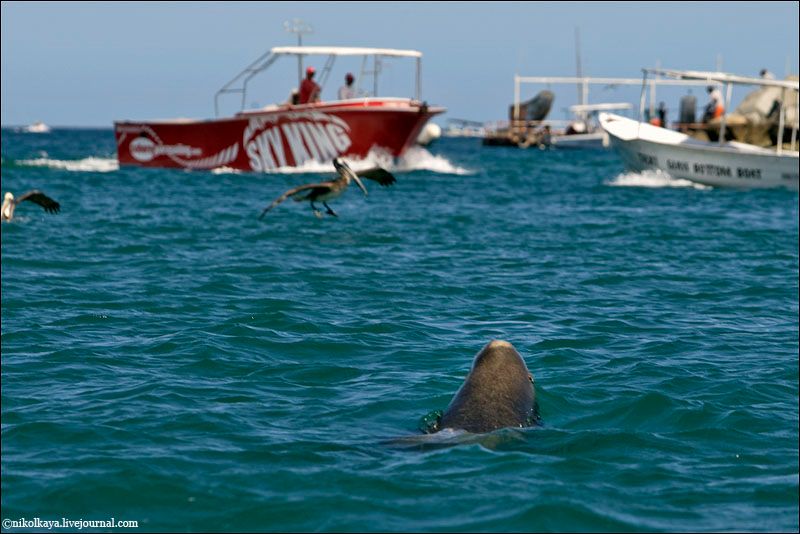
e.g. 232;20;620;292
338;73;357;100
298;66;321;104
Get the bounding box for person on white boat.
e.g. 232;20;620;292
759;69;775;80
702;86;724;123
538;125;552;149
656;102;667;128
338;73;357;100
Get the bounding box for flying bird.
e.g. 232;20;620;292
259;158;396;219
2;190;61;221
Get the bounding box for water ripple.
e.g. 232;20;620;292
2;131;798;532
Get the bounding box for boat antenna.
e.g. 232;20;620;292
575;27;583;106
284;18;313;86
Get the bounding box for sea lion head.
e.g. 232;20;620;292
435;340;537;434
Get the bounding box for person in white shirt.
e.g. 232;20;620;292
338;73;357;100
703;85;724;122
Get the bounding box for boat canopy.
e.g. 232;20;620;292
270;46;422;58
216;45;423;117
644;68;799;91
639;68;798;154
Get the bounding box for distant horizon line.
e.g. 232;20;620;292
1;119;452;130
2;124;114;130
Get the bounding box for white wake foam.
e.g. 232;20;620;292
395;146;473;175
17;157;119;173
266;159;344;175
209;166;243;175
606;170;711;190
13;147;472;176
263;146;472;176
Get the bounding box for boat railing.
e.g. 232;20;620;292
486;119;588;136
215;46;424;118
447;118;487;128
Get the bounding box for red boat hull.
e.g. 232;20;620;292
114;98;443;171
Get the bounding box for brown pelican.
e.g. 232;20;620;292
259;158;396;219
2;190;61;221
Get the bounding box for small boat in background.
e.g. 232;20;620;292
443;118;486;138
23;121;51;133
483;88;554;147
551;102;633;149
600;69;799;190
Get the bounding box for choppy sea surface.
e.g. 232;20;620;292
2;128;798;532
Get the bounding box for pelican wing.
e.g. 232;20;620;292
17;190;60;214
259;182;331;219
358;167;397;187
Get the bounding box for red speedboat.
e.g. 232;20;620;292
114;46;445;172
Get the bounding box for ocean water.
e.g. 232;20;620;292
1;128;798;533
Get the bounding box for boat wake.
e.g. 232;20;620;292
253;146;473;176
606;170;711;190
13;148;472;176
16;156;119;173
395;146;474;175
210;166;243;175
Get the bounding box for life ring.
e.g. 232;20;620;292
517;136;533;149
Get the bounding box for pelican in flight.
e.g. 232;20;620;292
2;190;61;221
259;158;396;219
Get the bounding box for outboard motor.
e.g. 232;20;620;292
679;93;697;125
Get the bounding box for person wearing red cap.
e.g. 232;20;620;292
298;66;321;104
338;72;356;100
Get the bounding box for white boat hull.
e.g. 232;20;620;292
23;122;51;133
600;113;799;190
551;131;608;149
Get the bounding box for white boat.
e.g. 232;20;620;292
550;103;633;149
599;69;799;190
23;121;51;133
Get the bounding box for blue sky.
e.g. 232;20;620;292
2;1;798;127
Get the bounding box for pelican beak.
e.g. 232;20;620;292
353;174;368;196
